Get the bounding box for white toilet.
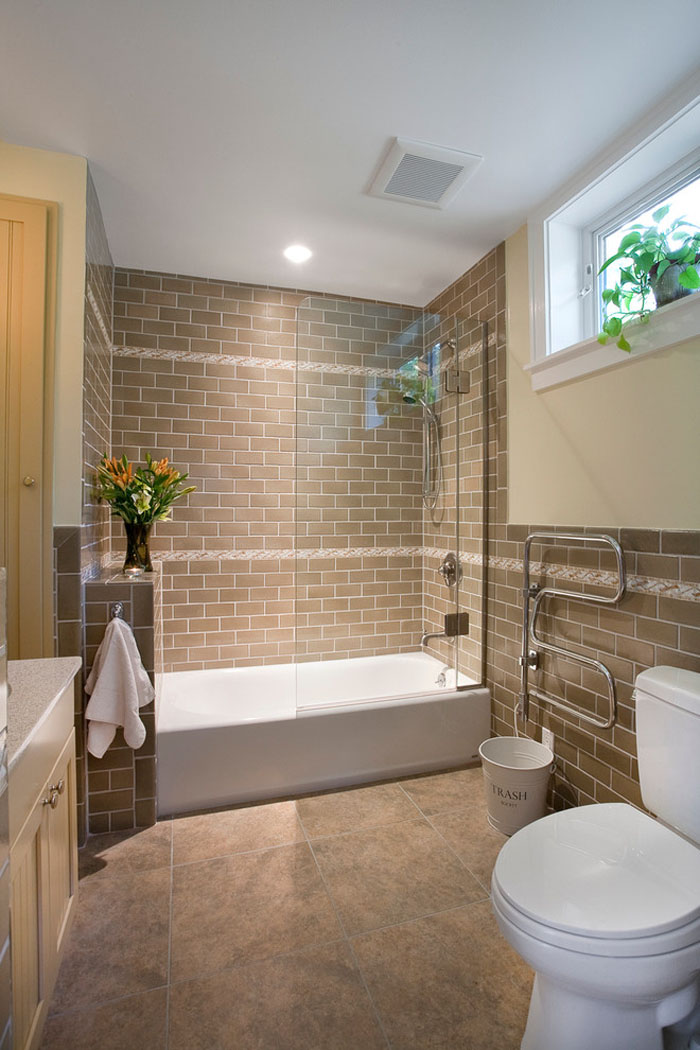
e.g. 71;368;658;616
491;666;700;1050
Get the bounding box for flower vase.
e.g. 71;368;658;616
123;522;153;574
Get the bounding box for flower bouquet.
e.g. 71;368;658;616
96;453;195;573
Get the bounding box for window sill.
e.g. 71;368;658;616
526;293;700;391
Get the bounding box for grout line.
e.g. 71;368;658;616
46;984;170;1021
299;812;424;843
347;897;492;944
169;834;309;869
165;935;349;991
396;780;497;897
296;808;393;1050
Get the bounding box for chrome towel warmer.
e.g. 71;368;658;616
518;532;626;730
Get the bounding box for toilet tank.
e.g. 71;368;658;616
635;666;700;844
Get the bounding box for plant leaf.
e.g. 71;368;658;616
679;266;700;289
617;334;632;352
618;231;642;252
655;259;671;278
597;333;609;345
601;287;616;303
598;253;624;274
604;316;622;337
651;205;670;223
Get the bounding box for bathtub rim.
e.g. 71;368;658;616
157;658;486;732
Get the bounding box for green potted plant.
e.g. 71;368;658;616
598;205;700;351
96;453;195;573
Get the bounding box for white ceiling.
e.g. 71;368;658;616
2;0;700;305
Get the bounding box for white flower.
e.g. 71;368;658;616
132;490;152;515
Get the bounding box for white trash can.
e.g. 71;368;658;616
479;736;554;835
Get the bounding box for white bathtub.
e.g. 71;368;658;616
156;652;490;815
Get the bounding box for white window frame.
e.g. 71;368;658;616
527;75;700;391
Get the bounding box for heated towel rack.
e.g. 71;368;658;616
518;532;626;730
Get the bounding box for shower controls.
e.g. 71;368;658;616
438;552;462;588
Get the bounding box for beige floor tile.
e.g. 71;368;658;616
352;900;532;1050
172;800;304;865
50;869;171;1013
170;842;341;982
79;822;172;881
430;805;507;889
41;988;167;1050
312;819;486;936
297;781;420;838
168;941;386;1050
400;766;486;816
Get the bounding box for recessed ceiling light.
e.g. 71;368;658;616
283;244;312;263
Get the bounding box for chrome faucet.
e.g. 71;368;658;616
420;630;448;647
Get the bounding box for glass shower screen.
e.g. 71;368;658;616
293;296;487;711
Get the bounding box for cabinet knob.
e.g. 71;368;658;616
42;790;59;809
22;476;36;487
50;779;65;795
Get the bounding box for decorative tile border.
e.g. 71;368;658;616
484;554;700;603
113;342;492;378
87;286;113;350
101;547;699;603
113;345;399;379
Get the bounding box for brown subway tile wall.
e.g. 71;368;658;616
82;168;114;579
112;271;427;671
111;353;299;554
429;242;700;814
417;260;501;685
105;248;700;823
83;571;161;832
296;555;423;663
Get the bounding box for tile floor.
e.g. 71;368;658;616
40;766;533;1050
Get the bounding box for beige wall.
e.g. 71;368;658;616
506;224;700;529
0;141;86;525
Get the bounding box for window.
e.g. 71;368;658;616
597;173;700;332
527;81;700;390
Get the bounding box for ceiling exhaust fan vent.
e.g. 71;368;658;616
368;138;483;210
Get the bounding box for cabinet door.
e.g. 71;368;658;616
10;796;45;1050
43;732;77;977
10;729;78;1050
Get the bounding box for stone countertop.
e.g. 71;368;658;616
7;657;82;769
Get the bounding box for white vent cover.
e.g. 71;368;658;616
368;138;483;209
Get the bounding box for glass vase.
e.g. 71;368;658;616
122;522;153;574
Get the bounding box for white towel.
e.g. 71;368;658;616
85;617;155;759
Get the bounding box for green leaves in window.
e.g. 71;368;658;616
597;208;700;350
679;265;700;289
652;204;670;223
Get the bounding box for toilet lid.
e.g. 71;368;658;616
493;804;700;939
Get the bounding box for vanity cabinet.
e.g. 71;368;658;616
8;667;79;1050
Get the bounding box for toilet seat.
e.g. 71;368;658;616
492;803;700;954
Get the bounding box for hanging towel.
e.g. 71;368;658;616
85;617;155;759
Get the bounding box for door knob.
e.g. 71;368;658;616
22;476;36;487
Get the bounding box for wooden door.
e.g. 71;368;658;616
0;196;55;658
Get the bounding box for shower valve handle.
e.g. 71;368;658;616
438;552;462;588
